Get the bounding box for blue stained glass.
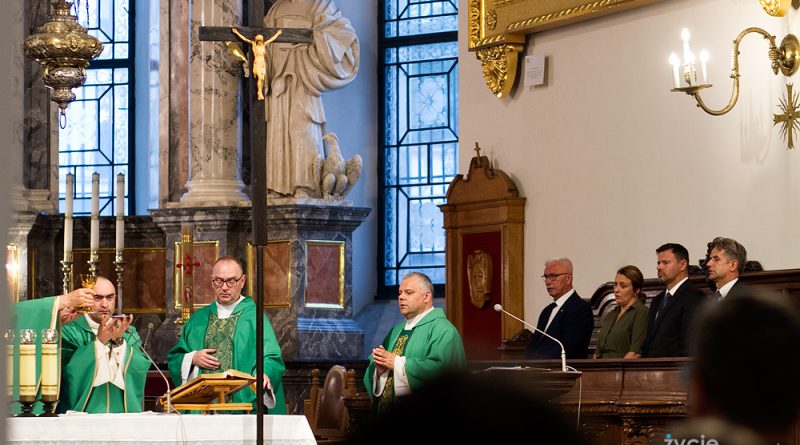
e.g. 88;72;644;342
382;1;457;287
385;0;457;37
59;2;132;217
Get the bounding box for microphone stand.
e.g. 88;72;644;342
127;325;173;414
494;304;568;372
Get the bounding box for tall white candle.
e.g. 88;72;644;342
64;173;74;257
90;172;100;251
116;173;124;253
669;53;680;88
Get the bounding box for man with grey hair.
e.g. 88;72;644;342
525;258;593;360
364;272;465;414
706;237;749;300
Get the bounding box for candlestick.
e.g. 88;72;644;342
18;329;36;403
116;173;124;253
681;28;691;66
90;172;100;252
64;173;73;257
40;329;58;397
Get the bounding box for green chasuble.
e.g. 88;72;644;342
10;296;60;415
167;297;287;414
58;316;150;413
364;307;466;410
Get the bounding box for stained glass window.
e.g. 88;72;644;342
58;0;132;216
381;1;458;289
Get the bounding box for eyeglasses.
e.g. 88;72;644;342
541;273;570;282
211;276;243;288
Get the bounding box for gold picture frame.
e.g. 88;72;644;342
174;240;219;309
245;241;292;308
304;240;345;310
468;0;663;97
6;244;19;303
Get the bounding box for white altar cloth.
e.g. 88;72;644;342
6;413;316;445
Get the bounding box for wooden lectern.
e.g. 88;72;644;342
160;369;256;413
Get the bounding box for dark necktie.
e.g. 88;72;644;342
656;292;671;319
714;290;722;301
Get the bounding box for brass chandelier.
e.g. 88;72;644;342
23;0;103;127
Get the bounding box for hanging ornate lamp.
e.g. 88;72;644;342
23;0;103;127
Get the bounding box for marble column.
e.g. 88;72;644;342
173;0;249;207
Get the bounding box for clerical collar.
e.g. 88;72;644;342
84;314;101;333
404;306;435;330
667;277;689;295
215;295;245;319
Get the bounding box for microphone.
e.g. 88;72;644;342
493;303;568;372
126;325;173;414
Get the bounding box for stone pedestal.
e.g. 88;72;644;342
264;204;370;361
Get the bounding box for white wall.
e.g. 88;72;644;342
459;0;800;323
324;0;379;315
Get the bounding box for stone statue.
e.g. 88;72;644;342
263;0;360;200
320;133;361;200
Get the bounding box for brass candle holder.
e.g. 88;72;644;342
60;251;73;295
114;250;126;314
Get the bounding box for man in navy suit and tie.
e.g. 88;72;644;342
641;243;706;358
525;258;593;360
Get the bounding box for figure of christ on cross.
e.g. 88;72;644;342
230;28;282;101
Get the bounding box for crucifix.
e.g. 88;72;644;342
197;3;313;441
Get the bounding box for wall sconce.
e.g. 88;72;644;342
669;27;800;147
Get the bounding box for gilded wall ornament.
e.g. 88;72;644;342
486;10;498;31
476;44;523;98
775;83;800;149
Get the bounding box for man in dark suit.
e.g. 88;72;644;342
524;258;593;360
641;243;705;358
706;237;748;300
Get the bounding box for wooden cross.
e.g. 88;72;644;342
196;4;314;440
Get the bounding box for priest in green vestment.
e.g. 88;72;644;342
167;256;287;414
58;276;150;413
10;288;95;414
364;272;466;413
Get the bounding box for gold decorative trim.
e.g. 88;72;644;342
173;240;218;310
246;241;293;309
477;44;523;98
304;240;345;310
468;0;662;97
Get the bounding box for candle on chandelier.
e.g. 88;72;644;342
700;50;709;83
669;53;681;88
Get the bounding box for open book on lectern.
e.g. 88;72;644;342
159;369;275;413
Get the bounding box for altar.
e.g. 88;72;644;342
6;413;316;445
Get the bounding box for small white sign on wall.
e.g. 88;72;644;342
524;54;546;87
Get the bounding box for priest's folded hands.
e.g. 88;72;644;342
371;345;396;374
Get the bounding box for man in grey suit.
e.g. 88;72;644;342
642;243;705;358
